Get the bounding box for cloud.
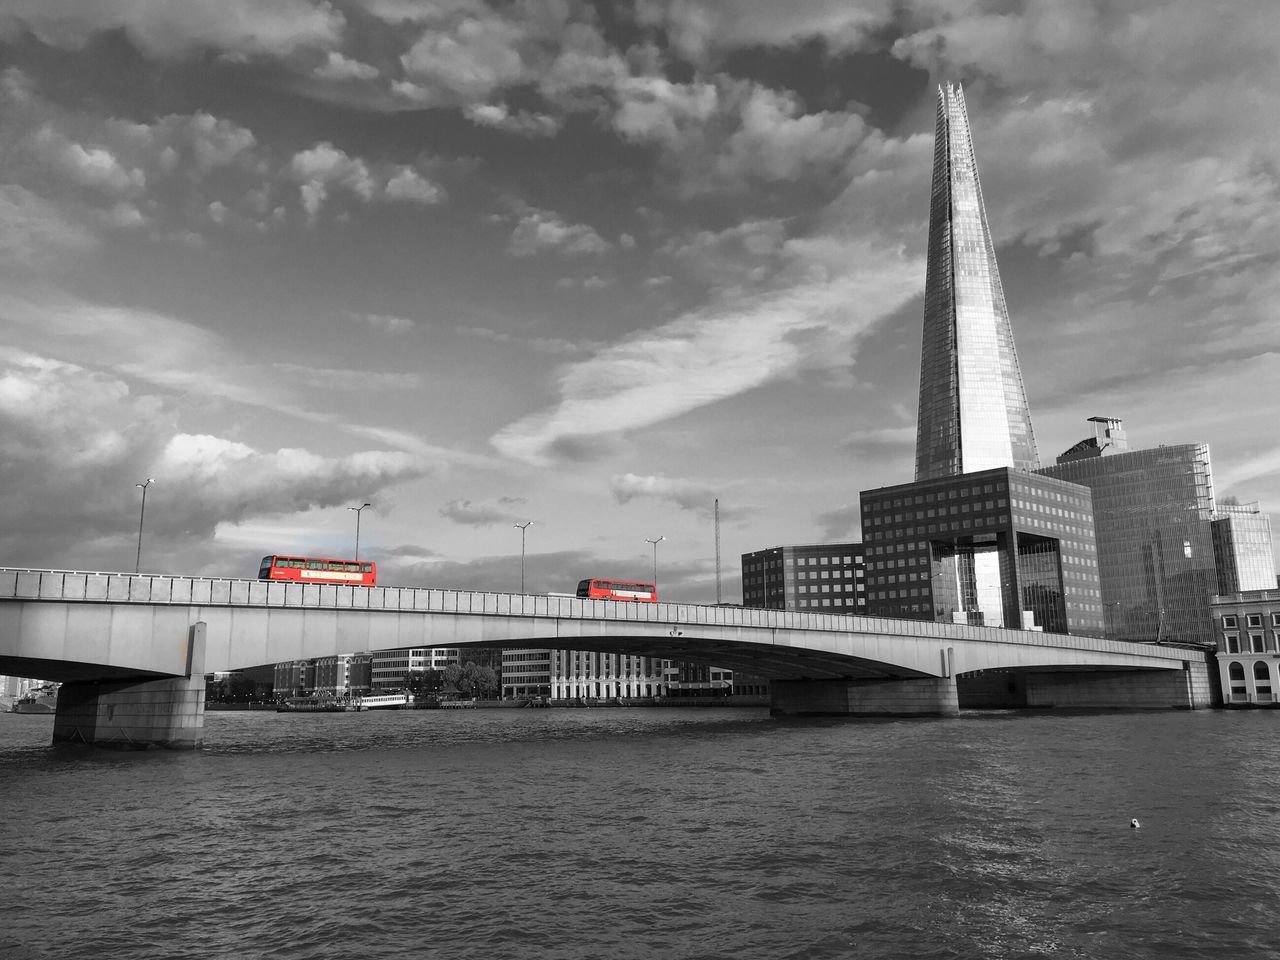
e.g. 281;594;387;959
463;102;562;137
813;503;862;540
353;312;417;334
439;498;527;527
0;184;97;265
384;166;445;204
610;473;753;521
634;0;894;63
0;0;345;59
490;240;921;464
313;51;381;82
289;143;444;220
0;349;431;569
456;325;587;355
508;207;609;257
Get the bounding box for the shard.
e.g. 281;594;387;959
915;83;1039;480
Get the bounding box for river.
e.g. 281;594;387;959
2;707;1277;960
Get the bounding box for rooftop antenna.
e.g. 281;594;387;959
714;498;722;604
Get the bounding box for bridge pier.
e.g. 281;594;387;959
52;623;207;750
769;676;960;717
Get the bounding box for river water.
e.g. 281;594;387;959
2;707;1277;960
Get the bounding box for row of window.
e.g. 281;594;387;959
1222;614;1280;629
1221;633;1278;654
865;482;1007;511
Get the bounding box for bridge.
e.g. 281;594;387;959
0;567;1215;748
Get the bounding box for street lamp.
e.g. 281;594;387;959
347;502;372;561
134;478;155;574
645;535;665;586
514;521;533;593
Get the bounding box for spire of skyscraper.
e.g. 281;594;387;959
915;83;1039;480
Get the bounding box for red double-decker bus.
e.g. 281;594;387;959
259;555;377;587
576;579;657;602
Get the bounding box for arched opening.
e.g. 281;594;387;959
1229;661;1247;703
1253;661;1273;703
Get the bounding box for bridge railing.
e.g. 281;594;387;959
0;566;1195;658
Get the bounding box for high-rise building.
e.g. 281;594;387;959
1040;441;1218;644
1212;501;1277;595
916;83;1039;481
860;468;1103;635
858;85;1097;635
740;543;866;613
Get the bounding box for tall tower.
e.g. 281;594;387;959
915;83;1039;480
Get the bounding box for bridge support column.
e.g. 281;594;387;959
770;676;959;717
52;623;207;750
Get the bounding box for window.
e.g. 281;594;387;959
1250;633;1265;654
1224;633;1240;654
1222;615;1238;629
1247;614;1263;629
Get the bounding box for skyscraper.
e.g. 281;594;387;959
861;84;1101;636
916;84;1039;481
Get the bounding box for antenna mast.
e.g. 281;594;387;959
714;498;722;604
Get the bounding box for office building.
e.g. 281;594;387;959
1212;501;1277;594
371;647;462;691
915;83;1039;481
740;543;866;613
860;468;1103;635
313;654;372;697
501;648;552;698
549;651;668;701
1040;439;1218;644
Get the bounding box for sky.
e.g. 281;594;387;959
1;0;1278;602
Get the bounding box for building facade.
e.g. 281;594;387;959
860;467;1103;636
1040;442;1219;645
1212;501;1277;595
1210;590;1280;706
916;83;1039;481
370;647;462;691
501;648;552;698
549;651;668;701
740;543;866;613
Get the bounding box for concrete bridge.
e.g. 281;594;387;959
0;567;1215;748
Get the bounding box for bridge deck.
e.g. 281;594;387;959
0;567;1198;672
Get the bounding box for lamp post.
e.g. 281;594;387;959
134;478;155;574
645;535;665;587
514;521;533;593
347;502;372;561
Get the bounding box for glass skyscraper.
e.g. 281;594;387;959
1040;443;1218;644
916;83;1039;481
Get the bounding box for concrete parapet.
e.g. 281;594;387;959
52;623;206;749
770;676;960;717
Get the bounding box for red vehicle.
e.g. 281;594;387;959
259;555;377;586
576;578;658;602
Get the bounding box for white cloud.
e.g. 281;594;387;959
384;167;444;204
0;184;97;265
610;473;750;520
0;349;430;569
634;0;894;63
353;312;417;335
0;0;345;59
463;103;561;137
439;498;524;527
490;240;921;464
399;12;536;102
508;207;609;257
313;51;381;82
53;137;147;197
290;144;445;219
